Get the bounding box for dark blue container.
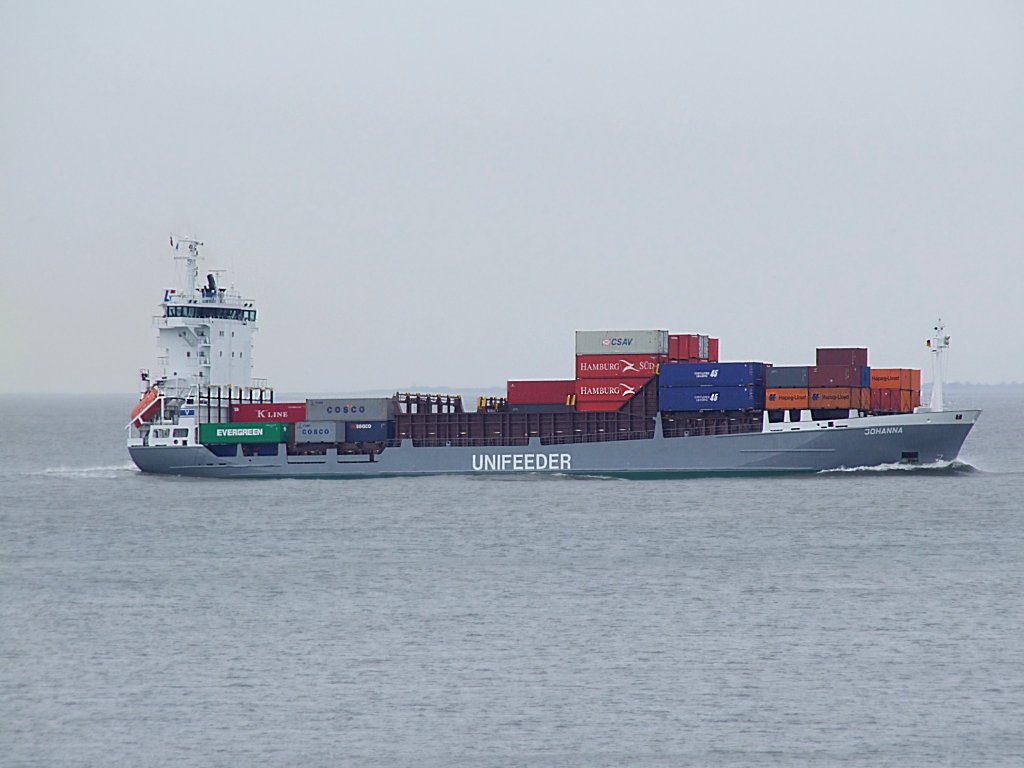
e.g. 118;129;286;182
659;362;766;388
659;385;764;412
860;366;871;388
765;365;810;388
345;420;394;442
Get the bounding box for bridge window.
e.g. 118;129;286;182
165;306;257;321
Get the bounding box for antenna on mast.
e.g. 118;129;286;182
926;319;950;412
170;235;204;298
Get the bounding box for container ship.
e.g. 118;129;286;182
127;239;978;478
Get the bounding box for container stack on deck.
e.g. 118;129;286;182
869;368;922;413
809;347;871;419
763;348;921;421
658;361;767;437
193;328;925;452
573;329;667;412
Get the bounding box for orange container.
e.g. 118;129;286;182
860;387;871;410
870;368;912;389
810;387;855;408
910;369;921;392
765;388;810;409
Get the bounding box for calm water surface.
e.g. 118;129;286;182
1;391;1022;766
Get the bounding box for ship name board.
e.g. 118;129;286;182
864;427;904;435
471;453;572;472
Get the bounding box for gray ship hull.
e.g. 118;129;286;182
129;409;979;478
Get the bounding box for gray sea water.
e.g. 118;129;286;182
1;390;1022;767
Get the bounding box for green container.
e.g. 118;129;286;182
199;422;289;445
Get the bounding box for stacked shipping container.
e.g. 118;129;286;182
765;366;810;410
658;362;766;413
762;349;921;416
764;350;869;417
573;330;666;412
193;330;929;455
869;368;921;413
667;334;719;363
808;348;870;417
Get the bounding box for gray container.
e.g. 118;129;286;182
295;420;337;443
306;397;395;422
765;366;810;388
575;329;668;356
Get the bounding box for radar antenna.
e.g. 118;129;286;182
926;319;951;412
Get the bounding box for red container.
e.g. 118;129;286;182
668;333;713;362
899;390;915;413
507;380;574;405
667;335;684;362
808;365;860;387
870;388;900;412
680;334;693;360
575;401;625;412
575;354;662;379
575;378;648;403
816;348;868;368
230;402;307;423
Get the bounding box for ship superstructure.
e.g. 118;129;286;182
128;238;271;452
155;236;258;393
128;239;979;477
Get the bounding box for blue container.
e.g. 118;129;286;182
765;365;810;388
345;420;394;442
659;362;766;388
659;385;764;412
860;366;871;388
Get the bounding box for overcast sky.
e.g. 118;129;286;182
2;1;1022;395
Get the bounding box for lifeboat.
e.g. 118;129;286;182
130;388;160;427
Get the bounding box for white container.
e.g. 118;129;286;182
295;421;337;443
574;329;669;356
306;398;395;422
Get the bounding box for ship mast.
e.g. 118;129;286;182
170;235;204;299
927;319;950;412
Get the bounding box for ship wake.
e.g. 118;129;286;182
35;462;140;479
819;459;978;476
